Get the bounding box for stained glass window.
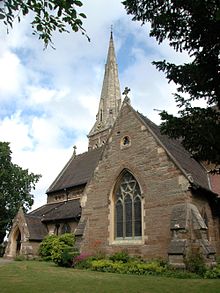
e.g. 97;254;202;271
114;171;142;239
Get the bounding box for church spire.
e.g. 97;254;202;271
88;31;121;149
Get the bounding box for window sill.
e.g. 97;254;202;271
111;238;144;245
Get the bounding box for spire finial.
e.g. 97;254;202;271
110;25;113;38
122;87;131;104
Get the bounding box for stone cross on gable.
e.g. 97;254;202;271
122;87;130;97
122;87;131;104
73;145;77;157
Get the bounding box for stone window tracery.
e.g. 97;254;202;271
114;171;142;239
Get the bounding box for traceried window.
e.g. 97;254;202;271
115;171;142;239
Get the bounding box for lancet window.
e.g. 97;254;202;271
114;171;142;239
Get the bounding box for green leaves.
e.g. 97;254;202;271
0;142;41;243
123;0;220;172
0;0;88;48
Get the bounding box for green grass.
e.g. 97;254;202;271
0;260;220;293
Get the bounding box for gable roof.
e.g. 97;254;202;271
25;215;48;241
137;112;210;191
47;147;103;194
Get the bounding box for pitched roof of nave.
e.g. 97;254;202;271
137;112;212;193
47;146;104;194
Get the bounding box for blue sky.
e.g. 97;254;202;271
0;0;189;209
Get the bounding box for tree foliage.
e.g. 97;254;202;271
0;0;88;48
123;0;220;172
0;142;41;243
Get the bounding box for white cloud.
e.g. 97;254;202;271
0;51;26;98
0;0;190;210
0;112;33;149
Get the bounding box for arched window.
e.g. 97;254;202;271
61;223;71;234
114;171;142;239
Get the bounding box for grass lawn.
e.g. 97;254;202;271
0;260;220;293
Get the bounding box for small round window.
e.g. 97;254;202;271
121;135;131;148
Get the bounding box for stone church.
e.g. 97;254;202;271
5;33;220;267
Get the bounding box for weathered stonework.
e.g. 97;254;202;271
78;103;208;264
5;208;41;259
47;185;84;204
5;33;220;267
88;32;121;149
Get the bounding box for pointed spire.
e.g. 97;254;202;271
88;31;121;149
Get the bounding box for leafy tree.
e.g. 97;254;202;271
123;0;220;173
0;0;88;48
0;142;41;243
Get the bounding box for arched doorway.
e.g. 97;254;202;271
9;227;22;257
16;230;21;255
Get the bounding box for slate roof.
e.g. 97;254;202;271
29;202;63;217
41;200;81;222
138;112;211;191
47;147;103;194
25;199;81;240
25;215;48;241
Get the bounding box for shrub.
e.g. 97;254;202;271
38;234;57;261
185;252;207;276
163;268;199;279
90;259;166;275
53;246;78;267
204;265;220;279
91;259;120;273
38;233;78;267
59;233;75;247
109;251;130;263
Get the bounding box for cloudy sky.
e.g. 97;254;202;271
0;0;189;210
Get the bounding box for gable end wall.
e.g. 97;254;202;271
80;104;192;260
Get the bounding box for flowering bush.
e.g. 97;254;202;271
73;253;92;269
